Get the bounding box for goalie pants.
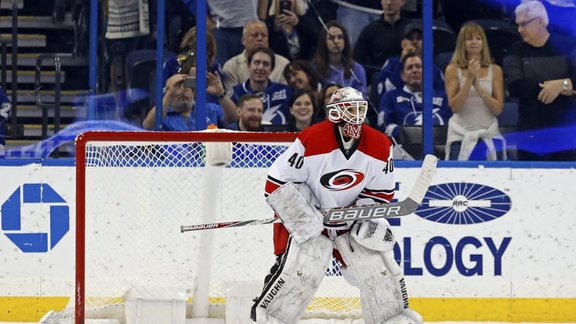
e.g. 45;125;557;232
251;231;419;324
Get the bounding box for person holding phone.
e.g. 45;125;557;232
265;0;319;60
142;72;238;131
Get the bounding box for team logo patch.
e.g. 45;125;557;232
271;89;287;101
320;169;365;191
415;182;511;224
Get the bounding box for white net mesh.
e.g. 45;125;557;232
65;131;362;322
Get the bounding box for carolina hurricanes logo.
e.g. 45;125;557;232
320;169;365;191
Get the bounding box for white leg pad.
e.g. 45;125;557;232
253;235;333;323
334;233;404;324
255;307;286;324
383;308;424;324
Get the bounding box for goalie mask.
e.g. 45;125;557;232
326;87;368;139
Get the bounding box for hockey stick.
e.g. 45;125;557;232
180;154;437;233
324;154;437;222
181;218;278;232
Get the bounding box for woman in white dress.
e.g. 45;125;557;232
444;22;506;160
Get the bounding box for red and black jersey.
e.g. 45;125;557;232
266;120;395;255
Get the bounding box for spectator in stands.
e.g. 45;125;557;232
222;20;290;91
0;88;11;158
142;73;236;130
231;47;292;126
286;89;319;131
163;27;219;84
373;22;445;104
354;0;411;79
283;60;322;93
161;27;224;104
265;0;318;60
504;0;576;161
317;83;342;120
444;22;506;161
312;21;367;95
377;52;452;140
331;0;383;48
208;0;268;65
104;0;154;92
503;0;576;39
227;93;265;131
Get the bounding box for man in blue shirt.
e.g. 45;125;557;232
227;93;264;131
231;47;292;126
0;89;11;157
143;73;236;131
377;52;451;139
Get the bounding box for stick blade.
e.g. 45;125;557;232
406;154;437;205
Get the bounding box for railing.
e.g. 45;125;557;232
8;0;18;138
34;54;63;141
1;41;6;90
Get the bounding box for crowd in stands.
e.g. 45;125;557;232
3;0;576;161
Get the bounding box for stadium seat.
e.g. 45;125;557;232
399;126;448;160
498;100;519;160
434;51;453;73
367;70;383;125
125;49;157;124
432;19;457;55
498;100;519;127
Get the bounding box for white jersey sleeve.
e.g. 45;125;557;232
265;138;309;196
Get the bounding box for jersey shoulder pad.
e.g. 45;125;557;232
358;124;393;162
297;121;338;157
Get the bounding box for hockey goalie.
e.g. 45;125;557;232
251;87;423;323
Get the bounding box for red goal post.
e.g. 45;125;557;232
72;130;362;323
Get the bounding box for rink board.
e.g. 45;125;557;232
0;160;575;322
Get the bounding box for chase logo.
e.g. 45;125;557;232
415;182;511;224
1;183;69;253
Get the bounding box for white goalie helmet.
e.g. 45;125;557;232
326;87;368;139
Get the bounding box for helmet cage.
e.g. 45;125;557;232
326;100;368;125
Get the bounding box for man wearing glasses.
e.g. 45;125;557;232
504;0;576;161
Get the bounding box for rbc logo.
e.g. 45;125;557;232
416;182;511;224
1;183;69;253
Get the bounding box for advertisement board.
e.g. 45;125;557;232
0;161;574;321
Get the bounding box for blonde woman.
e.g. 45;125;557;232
444;22;506;160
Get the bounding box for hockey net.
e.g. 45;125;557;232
65;130;362;323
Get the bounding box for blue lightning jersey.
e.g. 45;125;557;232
231;80;292;125
377;85;452;137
